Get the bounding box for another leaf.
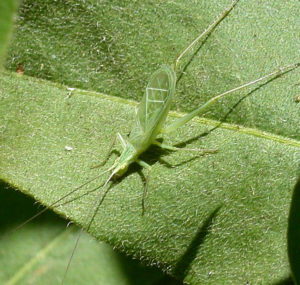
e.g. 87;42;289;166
0;182;171;285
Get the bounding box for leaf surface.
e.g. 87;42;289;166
0;0;18;65
4;0;300;139
0;70;299;284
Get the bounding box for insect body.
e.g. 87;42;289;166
98;0;298;193
100;0;243;188
107;66;176;180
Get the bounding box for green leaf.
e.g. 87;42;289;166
1;0;300;284
288;177;300;284
0;0;18;66
0;70;299;284
0;182;173;285
4;0;299;139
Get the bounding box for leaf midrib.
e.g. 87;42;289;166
4;70;300;148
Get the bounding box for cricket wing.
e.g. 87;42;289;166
136;65;176;134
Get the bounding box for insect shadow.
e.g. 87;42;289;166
176;31;210;86
57;137;210;212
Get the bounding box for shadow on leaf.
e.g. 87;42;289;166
288;176;300;285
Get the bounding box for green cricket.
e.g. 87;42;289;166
91;0;297;208
6;0;299;282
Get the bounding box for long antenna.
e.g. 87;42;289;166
175;0;240;69
61;170;116;284
2;166;114;239
204;63;300;103
162;63;299;134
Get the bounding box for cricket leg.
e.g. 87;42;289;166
91;132;127;169
175;0;240;68
161;63;299;134
136;159;152;215
153;140;217;154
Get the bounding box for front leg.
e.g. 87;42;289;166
91;132;127;169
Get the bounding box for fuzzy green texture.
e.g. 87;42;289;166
1;0;300;284
0;71;299;284
0;0;18;65
4;0;300;140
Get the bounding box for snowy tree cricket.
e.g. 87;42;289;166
4;0;300;283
